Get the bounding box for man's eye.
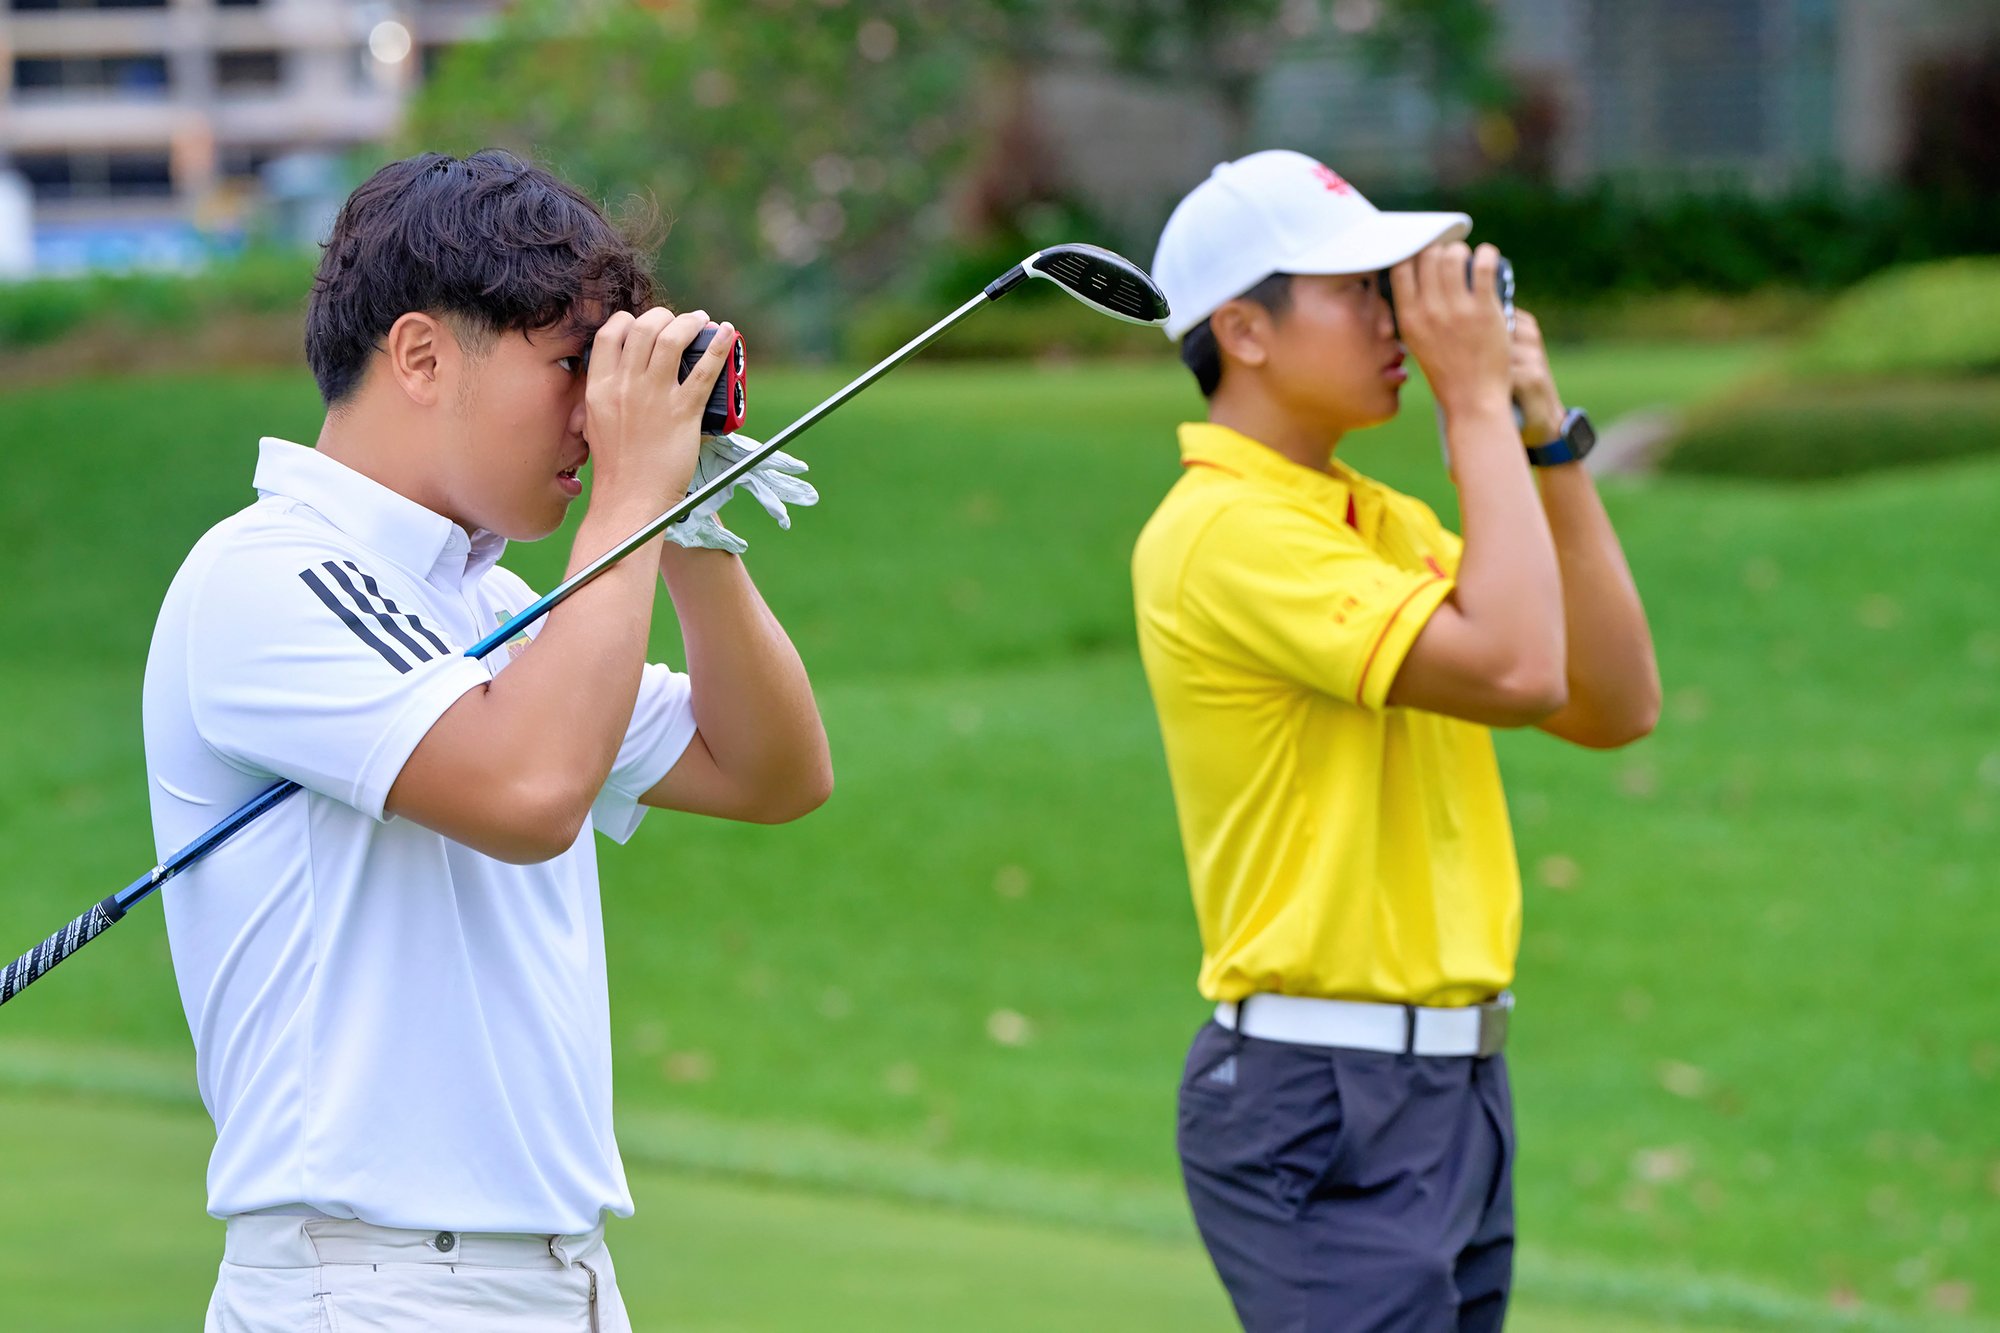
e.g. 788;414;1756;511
559;355;587;375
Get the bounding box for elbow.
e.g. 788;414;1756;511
751;755;834;825
1490;660;1569;728
488;779;591;864
1576;690;1663;750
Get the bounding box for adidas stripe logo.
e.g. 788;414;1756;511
299;560;453;674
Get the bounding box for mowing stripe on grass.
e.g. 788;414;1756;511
1;1039;1978;1333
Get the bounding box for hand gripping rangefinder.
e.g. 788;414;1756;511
581;322;747;436
1378;254;1515;339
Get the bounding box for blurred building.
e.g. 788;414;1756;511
1027;0;2000;240
0;0;504;272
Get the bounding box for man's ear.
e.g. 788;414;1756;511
1209;299;1271;373
382;312;450;407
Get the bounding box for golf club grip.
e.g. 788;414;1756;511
0;897;122;1007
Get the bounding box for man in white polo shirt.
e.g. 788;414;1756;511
143;150;833;1331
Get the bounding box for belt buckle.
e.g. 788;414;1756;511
1475;999;1511;1058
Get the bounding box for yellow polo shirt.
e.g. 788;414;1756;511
1132;423;1520;1006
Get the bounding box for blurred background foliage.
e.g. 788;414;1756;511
1;0;1997;490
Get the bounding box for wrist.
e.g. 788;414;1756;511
1440;395;1520;447
1436;382;1514;425
1520;391;1566;443
659;539;738;569
579;495;666;539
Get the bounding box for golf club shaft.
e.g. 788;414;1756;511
0;286;1005;1011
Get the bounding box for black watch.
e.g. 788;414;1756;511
1526;407;1596;468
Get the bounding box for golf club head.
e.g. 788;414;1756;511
1002;243;1171;326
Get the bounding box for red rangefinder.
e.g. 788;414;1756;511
681;325;747;436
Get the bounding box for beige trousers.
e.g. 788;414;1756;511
205;1213;632;1333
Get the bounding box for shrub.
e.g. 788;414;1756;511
1661;377;2000;481
841;286;1170;363
0;278;95;348
1787;257;2000;381
1369;179;1993;303
0;250;316;352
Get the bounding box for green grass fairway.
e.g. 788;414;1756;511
2;348;1995;1329
0;1088;1805;1332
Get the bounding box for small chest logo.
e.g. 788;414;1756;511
496;611;531;661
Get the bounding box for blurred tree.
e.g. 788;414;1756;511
1352;0;1506;117
954;0;1504;238
408;0;1508;345
407;0;976;353
1354;0;1508;182
968;0;1501;151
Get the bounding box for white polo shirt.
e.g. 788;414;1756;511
142;438;697;1234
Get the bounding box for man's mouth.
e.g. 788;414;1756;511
557;448;588;496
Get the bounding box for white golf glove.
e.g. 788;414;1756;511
662;432;818;556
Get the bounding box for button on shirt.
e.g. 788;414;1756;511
1131;423;1521;1007
142;439;698;1233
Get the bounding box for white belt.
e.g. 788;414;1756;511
223;1214;602;1270
1214;992;1513;1058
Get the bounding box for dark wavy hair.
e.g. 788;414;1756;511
1179;272;1294;398
305;150;657;406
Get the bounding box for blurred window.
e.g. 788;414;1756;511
1656;0;1766;157
13;150;174;199
219;146;276;180
8;0;170;11
11;54;171;98
216;50;284;91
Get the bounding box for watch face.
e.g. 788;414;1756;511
1567;410;1597;455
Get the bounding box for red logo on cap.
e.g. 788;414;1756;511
1311;165;1355;195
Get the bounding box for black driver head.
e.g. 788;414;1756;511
1022;243;1171;326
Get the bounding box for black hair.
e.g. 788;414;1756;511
305;150;657;406
1178;272;1295;398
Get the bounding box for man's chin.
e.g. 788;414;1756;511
1353;391;1401;431
489;505;569;544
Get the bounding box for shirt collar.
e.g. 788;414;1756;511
252;438;508;589
1176;421;1381;536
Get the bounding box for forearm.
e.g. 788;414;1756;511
386;502;666;858
487;504;665;794
1534;463;1660;746
1446;401;1567;682
659;544;830;812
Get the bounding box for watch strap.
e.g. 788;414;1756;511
1527;407;1594;468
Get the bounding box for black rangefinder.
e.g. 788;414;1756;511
1378;254;1514;340
581;323;747;436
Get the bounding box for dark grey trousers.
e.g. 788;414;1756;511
1177;1019;1515;1333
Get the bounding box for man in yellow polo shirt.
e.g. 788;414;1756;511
1137;150;1660;1331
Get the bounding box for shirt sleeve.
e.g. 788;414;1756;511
184;537;492;821
1180;499;1454;710
589;662;698;844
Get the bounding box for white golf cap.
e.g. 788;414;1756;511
1150;150;1472;340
